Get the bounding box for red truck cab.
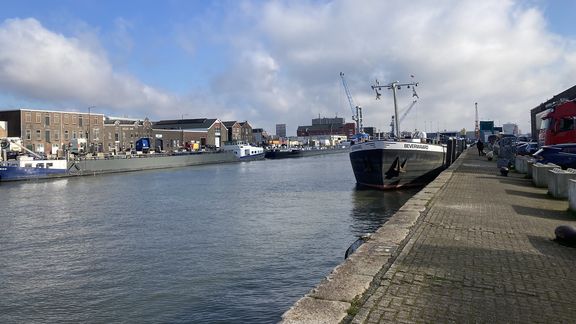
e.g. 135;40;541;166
539;100;576;146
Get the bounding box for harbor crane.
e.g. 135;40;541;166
339;72;363;134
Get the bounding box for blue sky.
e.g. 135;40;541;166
0;0;575;135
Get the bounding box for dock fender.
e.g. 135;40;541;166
554;225;576;247
345;234;371;259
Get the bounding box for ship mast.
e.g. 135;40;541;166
371;78;419;139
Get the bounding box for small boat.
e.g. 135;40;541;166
222;141;265;161
349;78;446;190
0;156;70;181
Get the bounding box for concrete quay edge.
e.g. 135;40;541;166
280;153;465;323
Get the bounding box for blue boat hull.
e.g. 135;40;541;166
0;166;68;181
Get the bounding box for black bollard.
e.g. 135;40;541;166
554;225;576;247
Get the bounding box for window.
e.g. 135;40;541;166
45;130;51;142
93;116;99;125
25;129;31;140
73;131;77;139
35;130;41;140
54;114;60;125
559;118;575;132
54;130;60;141
93;128;100;140
73;116;77;125
79;115;83;127
64;130;69;140
45;114;50;126
64;114;69;125
35;113;41;123
25;113;32;123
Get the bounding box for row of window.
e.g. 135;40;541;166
24;112;100;127
23;128;150;143
25;129;102;142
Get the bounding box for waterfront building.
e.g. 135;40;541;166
252;128;269;146
276;124;286;138
311;116;344;125
153;118;228;149
238;121;254;143
223;121;241;142
296;116;355;138
0;108;261;154
101;117;153;153
224;120;254;144
0;108;105;156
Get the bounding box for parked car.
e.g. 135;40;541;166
516;142;539;156
532;143;576;169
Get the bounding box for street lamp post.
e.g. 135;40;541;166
88;106;95;153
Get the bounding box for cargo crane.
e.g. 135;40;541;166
339;72;363;135
475;102;480;140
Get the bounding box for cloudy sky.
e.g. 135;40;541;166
0;0;575;136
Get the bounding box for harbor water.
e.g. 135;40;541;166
0;153;417;323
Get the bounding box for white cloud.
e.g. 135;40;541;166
0;18;179;118
0;0;575;136
213;0;576;134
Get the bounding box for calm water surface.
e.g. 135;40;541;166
0;153;417;323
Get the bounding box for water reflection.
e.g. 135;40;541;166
349;187;419;235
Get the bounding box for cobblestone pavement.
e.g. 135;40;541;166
350;150;576;323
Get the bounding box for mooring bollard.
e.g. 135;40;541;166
532;163;559;188
568;179;576;211
548;168;576;199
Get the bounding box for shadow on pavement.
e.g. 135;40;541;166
512;205;573;221
505;189;549;200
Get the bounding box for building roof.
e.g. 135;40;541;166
153;118;222;130
297;124;338;132
0;108;105;116
223;121;238;128
531;84;576;113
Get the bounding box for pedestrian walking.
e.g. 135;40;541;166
477;139;484;156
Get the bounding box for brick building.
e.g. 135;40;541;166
152;118;228;149
0;108;104;156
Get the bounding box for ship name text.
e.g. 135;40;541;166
404;143;429;150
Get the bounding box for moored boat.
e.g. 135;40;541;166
349;78;446;190
350;140;445;189
0;156;70;181
222;141;265;161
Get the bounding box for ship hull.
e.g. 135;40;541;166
0;151;238;182
349;141;446;190
0;165;68;181
71;151;237;175
265;147;348;159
